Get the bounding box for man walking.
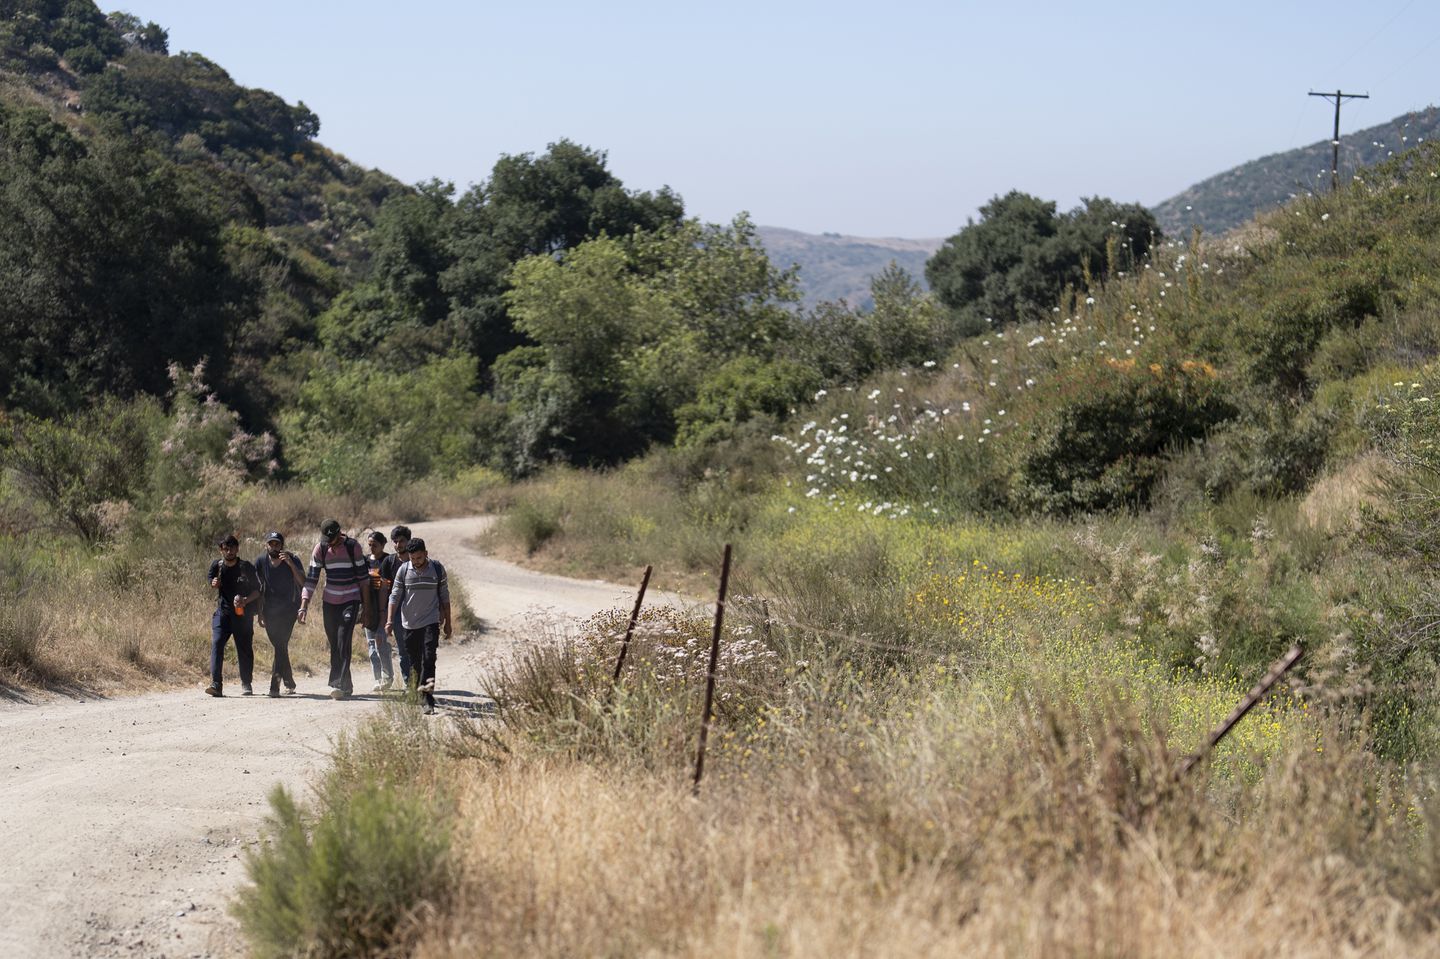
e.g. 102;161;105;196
206;535;260;697
363;530;395;692
379;526;412;686
298;519;372;700
255;531;303;697
386;537;451;715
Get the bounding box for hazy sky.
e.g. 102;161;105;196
128;0;1440;237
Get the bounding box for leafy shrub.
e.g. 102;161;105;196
62;42;106;74
279;353;495;495
1008;357;1236;515
1240;268;1384;392
1;396;163;541
503;498;564;555
235;782;452;959
675;355;820;448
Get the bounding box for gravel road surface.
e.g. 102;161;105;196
0;516;644;958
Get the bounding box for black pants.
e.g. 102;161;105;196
402;622;439;707
393;622;411;685
322;601;361;696
210;608;254;689
262;605;297;691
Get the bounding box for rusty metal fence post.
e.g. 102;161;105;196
1177;644;1304;780
611;565;653;684
693;545;732;796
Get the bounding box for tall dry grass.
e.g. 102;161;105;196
239;565;1440;957
407;696;1440;958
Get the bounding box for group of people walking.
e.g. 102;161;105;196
206;520;453;714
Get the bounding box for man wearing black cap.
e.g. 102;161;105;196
386;537;451;714
298;519;373;700
206;535;260;696
255;531;303;697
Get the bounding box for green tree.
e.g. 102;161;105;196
370;180;454;323
278;354;494;494
926;191;1159;330
441;140;684;370
0;102;243;415
498;215;800;467
865;263;949;368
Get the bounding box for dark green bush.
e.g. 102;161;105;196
62;42;105;74
675;355;820;448
1008;357;1235;515
235;780;453;959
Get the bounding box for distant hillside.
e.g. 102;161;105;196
1154;106;1440;237
0;6;401;277
757;226;943;308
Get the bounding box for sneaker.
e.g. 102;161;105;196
423;704;437;716
204;683;222;697
329;687;346;700
241;684;254;696
267;687;281;699
381;678;394;690
282;685;296;696
370;681;385;693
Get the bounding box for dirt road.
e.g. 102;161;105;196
0;517;642;958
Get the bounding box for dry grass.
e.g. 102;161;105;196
1299;453;1386;533
238;551;1440;957
406;704;1440;958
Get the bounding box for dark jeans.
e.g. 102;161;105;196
210;607;254;689
402;622;439;707
262;604;297;691
322;601;361;696
393;622;411;685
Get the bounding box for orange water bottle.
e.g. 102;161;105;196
233;595;245;616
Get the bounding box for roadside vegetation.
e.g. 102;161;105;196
235;146;1440;955
10;6;1440;954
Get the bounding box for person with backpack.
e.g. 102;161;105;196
379;525;413;687
254;531;303;697
362;529;395;692
205;534;261;697
298;519;373;700
385;537;451;715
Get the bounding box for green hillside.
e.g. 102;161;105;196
1153;105;1440;236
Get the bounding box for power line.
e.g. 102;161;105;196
1334;0;1417;74
1309;89;1370;190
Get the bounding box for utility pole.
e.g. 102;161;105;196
1309;89;1369;191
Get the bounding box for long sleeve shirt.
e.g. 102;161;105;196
388;560;449;630
301;537;368;606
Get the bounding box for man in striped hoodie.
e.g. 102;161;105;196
298;519;373;700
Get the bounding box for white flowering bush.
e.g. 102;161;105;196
771;235;1237;519
489;605;782;764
